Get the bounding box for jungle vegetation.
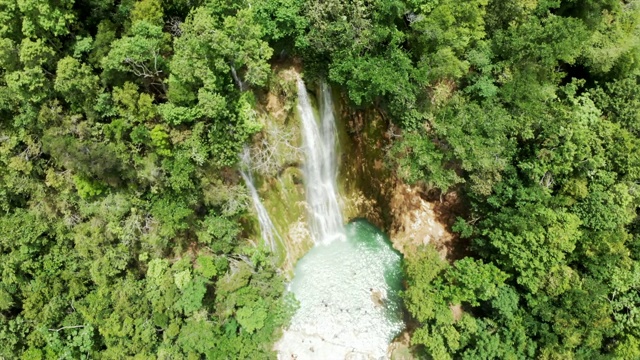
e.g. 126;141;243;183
1;0;640;359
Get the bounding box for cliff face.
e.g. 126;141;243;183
247;65;459;275
336;100;459;261
336;101;395;230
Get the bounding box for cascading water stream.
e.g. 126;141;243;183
296;79;344;245
239;148;281;252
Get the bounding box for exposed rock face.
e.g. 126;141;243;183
336;104;459;261
388;184;462;259
250;65;313;274
370;288;386;307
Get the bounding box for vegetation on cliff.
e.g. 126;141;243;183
1;0;640;358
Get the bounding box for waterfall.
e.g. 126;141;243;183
240;148;280;252
296;79;344;245
277;79;405;359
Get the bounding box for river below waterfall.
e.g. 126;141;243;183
276;219;404;359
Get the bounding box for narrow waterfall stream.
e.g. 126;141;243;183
296;79;344;245
276;80;404;359
240;148;281;252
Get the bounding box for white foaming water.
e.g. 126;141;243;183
240;148;281;252
296;79;344;245
276;221;404;359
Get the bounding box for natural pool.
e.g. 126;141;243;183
276;219;404;359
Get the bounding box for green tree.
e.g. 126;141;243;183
17;0;76;37
101;21;169;89
54;57;99;113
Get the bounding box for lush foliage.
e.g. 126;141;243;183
2;0;640;358
0;1;292;358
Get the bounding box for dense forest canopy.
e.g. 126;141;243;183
1;0;640;358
